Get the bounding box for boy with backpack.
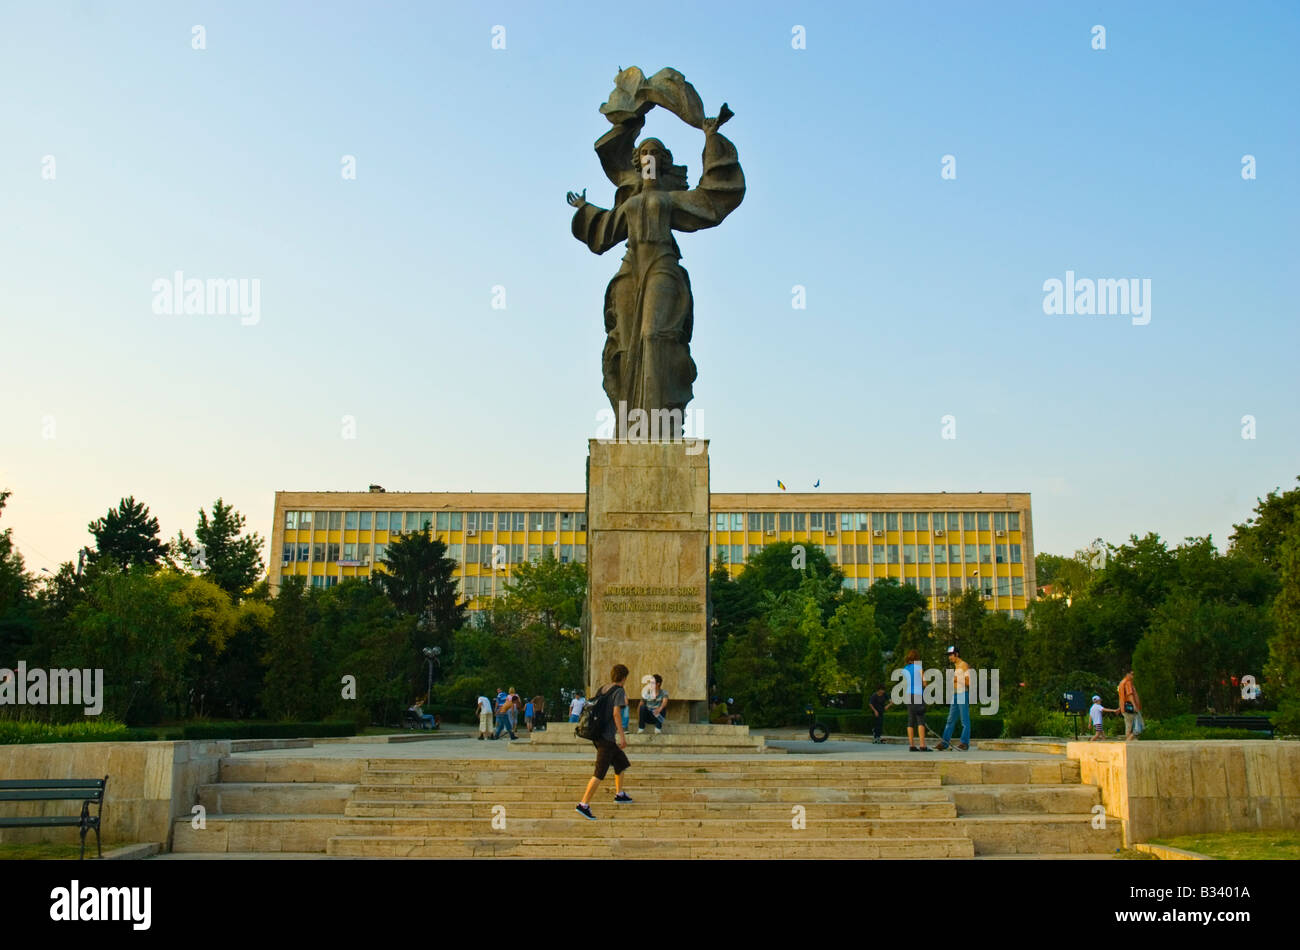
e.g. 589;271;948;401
575;664;632;819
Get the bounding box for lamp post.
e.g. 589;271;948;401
421;646;440;706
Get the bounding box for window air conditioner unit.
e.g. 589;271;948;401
996;529;1006;537
936;594;947;602
981;593;992;600
934;529;944;537
466;528;477;536
826;528;836;537
873;529;884;537
765;529;774;536
480;560;493;568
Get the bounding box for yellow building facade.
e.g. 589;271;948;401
270;489;1035;624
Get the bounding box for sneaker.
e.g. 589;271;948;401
478;735;485;741
919;746;932;752
936;742;950;751
654;727;661;735
957;743;969;751
614;792;634;802
636;728;644;734
575;803;596;820
909;746;919;752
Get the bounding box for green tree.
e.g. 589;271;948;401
828;595;884;693
863;577;928;653
57;569;201;723
178;499;265;598
1231;476;1300;570
88;496;167;572
262;576;319;720
1266;522;1300;732
502;552;586;634
376;527;467;657
0;491;37;667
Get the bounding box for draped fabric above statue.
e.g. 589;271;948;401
568;68;745;433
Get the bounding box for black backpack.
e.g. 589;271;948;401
574;687;612;741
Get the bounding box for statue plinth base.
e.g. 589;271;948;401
584;438;710;723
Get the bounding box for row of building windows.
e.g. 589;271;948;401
717;543;1022;565
282;542;591;566
282;509;1024;536
283;510;589;532
716;511;1022;532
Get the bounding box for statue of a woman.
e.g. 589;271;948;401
567;68;745;436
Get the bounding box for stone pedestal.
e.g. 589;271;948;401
584;438;710;723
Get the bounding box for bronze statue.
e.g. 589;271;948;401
568;68;745;436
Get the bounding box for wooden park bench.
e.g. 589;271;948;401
0;777;108;859
1195;715;1275;737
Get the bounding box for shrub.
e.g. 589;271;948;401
0;719;132;745
179;721;355;740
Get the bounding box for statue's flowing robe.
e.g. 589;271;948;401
571;121;744;423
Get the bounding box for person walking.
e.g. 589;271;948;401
637;674;669;734
569;690;586;723
1088;694;1117;740
524;696;535;734
576;664;633;820
474;693;493;740
936;646;972;751
902;649;931;751
506;687;520;733
867;685;892;743
493;687;519;740
1118;670;1144;741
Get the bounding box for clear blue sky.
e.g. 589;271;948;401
2;0;1297;573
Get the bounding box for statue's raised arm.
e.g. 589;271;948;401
567;68;746;428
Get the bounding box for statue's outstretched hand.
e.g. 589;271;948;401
703;103;734;135
566;188;587;208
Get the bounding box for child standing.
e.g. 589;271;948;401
1088;694;1116;741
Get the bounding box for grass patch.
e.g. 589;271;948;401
0;841;116;860
1149;830;1300;860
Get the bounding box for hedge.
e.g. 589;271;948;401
180;721;356;740
813;708;1004;739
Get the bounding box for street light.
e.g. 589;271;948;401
421;647;441;709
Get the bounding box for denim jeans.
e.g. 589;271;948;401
493;713;516;738
942;694;970;746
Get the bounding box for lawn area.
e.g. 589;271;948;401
1149;830;1300;860
0;841;114;860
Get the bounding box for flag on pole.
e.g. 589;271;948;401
813;479;820;488
777;480;786;491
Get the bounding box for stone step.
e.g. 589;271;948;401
359;769;940;789
534;723;756;736
938;761;1081;786
326;835;976;859
949;784;1101;815
198;783;355;816
959;815;1124;855
522;731;769;753
170;814;975;852
352;784;953;804
219;758;366;784
345;800;959;820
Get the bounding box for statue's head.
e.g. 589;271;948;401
633;137;687;191
636;138;672;188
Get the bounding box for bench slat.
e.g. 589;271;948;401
0;817;97;828
0;780;107;790
0;790;104;802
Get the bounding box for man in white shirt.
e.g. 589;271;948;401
475;694;493;740
569;691;587;723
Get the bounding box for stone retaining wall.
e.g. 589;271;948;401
1069;741;1300;846
0;741;231;850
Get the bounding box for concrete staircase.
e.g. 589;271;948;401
171;754;1122;859
521;723;776;755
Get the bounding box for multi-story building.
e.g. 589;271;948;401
270;489;1035;624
